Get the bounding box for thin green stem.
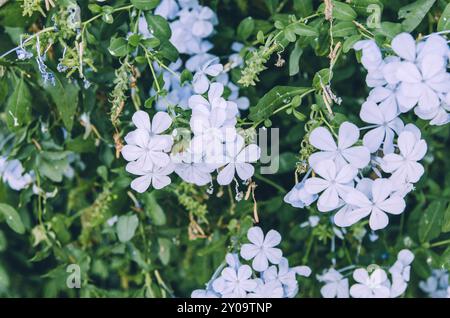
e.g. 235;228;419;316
429;239;450;248
253;173;286;193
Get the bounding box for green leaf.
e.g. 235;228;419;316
398;0;436;32
441;202;450;233
5;75;32;131
108;37;128;57
46;74;80;131
378;22;403;39
0;203;25;234
418;200;444;243
145;14;171;40
264;0;280;14
313;68;331;89
438;3;450;32
159;40;179;62
116;214;139;243
131;0;160;10
343;34;362;52
348;0;383;16
158;238;171;265
438;246;450;270
289;40;303;76
320;1;357;21
293;0;313;16
332;21;357;37
143;192;166;226
237;17;255;41
290;23;318;36
248;86;311;122
0;264;9;290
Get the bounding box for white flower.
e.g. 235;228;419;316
172;150;215;186
304;159;357;212
247;279;284;298
396;55;450;112
284;181;318;208
381;130;427;186
350;268;390;298
353;40;383;71
419;270;449;298
343;178;406;230
389;249;414;298
126;162;174;193
263;258;310;298
155;0;180;20
317;268;349;298
217;135;260;185
122;111;173;170
212;265;257;298
192;59;223;94
360;100;404;153
240;227;283;272
309;121;370;169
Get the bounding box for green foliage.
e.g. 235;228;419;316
0;0;448;299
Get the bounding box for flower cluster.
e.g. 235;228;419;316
419;269;450;298
284;32;448;232
191;226;311;298
141;0;249;112
354;33;450;126
122;81;260;193
318;249;414;298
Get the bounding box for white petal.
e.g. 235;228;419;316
341;146;370;168
363;127;385;153
263;230;281;248
396;62;422;83
377;196;406;215
132;111;151;131
392;33;416;61
369;207;389;230
217;163;235;185
240;244;260;260
208;82;224;101
236;144;261;163
247;226;264;246
151;112;172;134
130;175;152;193
338;122;359;149
235;163;255;181
360;101;383;124
398;131;416;157
371;178;393;203
151;175;171;189
304;177;330;194
193;73;209;94
309;127;337;151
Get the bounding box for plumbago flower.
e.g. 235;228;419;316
317;268;349;298
359;100;404;154
143;0;249;114
380;131;427;187
354;32;450;125
217;135;261;186
304;159;357;212
121;111;173;171
192;227;311;298
318;249;414;298
240;227;283;272
420;270;449;298
308;122;370;169
122;79;260;192
343;178;405;231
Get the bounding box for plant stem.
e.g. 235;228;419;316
253;173;286;193
0;26;56;59
429;239;450;248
